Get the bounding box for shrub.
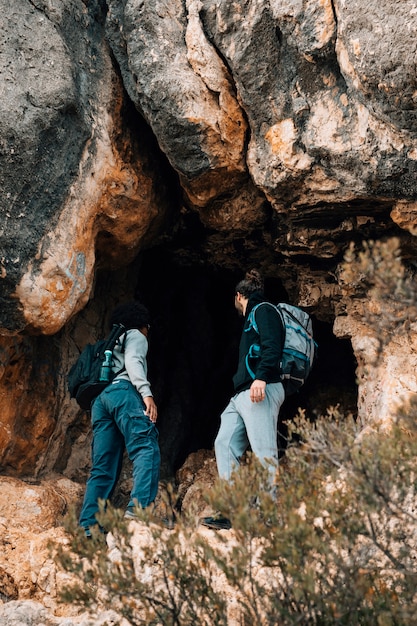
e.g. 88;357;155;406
55;239;417;624
338;237;417;363
55;403;417;625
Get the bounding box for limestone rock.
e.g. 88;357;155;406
0;601;129;625
0;0;417;550
106;0;252;213
2;0;417;334
0;462;216;622
176;449;217;518
0;476;82;599
1;0;170;334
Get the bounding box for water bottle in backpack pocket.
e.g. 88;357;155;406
67;324;126;410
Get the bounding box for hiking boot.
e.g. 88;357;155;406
161;516;176;530
200;515;232;530
82;526;107;542
124;510;141;521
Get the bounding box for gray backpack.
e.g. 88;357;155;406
246;302;316;395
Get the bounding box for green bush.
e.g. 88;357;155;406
338;237;417;364
55;403;417;625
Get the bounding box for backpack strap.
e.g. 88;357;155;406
245;303;259;335
114;329;127;377
104;324;126;378
244;302;283;380
244;301;282;335
245;343;261;379
116;330;127;353
103;323;126;350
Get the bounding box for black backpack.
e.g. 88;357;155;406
68;324;126;410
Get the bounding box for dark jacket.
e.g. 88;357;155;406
232;292;284;393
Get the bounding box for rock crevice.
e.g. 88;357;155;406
0;0;416;575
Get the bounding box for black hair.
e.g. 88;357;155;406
109;301;151;330
235;269;264;298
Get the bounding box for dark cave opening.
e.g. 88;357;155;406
132;247;358;479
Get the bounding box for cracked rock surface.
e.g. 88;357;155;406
0;5;417;618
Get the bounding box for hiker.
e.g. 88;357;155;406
79;301;160;537
201;269;285;530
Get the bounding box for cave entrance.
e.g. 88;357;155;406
132;247;358;478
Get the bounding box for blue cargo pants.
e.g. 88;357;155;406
79;379;160;531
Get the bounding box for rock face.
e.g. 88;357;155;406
0;0;171;335
0;3;417;612
0;475;81;606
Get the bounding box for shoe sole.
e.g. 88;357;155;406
200;521;232;530
125;513;175;530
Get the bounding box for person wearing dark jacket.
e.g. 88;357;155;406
201;270;285;530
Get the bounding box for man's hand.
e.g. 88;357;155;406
250;379;266;403
144;396;158;423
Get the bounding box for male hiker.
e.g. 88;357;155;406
201;270;285;530
79;301;160;537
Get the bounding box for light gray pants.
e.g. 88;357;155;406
214;382;285;484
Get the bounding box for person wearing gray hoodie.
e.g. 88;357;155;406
79;301;160;537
